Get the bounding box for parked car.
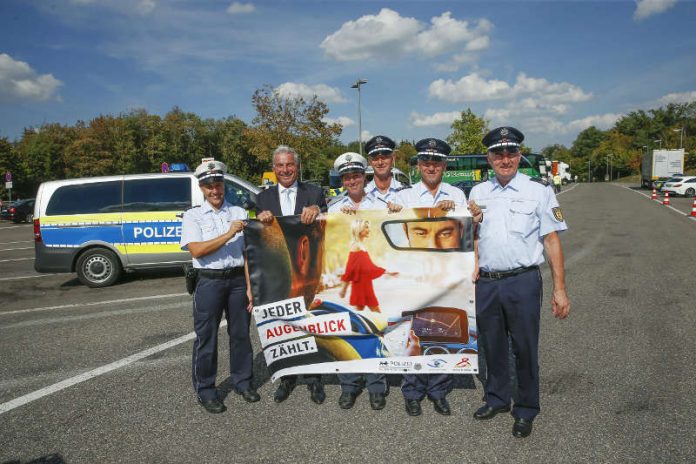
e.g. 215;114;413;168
0;201;16;220
8;198;35;223
662;176;696;197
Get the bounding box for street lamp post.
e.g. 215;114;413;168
350;78;368;156
672;127;684;149
587;160;591;183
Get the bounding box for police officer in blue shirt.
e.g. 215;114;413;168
180;160;260;414
393;138;482;417
364;135;403;204
469;127;570;438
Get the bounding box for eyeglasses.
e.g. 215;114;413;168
489;146;520;155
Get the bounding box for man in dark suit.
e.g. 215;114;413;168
256;145;327;405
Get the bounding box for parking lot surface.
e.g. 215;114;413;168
1;183;694;463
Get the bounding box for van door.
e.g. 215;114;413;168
121;176;191;266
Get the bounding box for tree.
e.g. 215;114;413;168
446;109;489;154
243;85;342;183
571;126;606;159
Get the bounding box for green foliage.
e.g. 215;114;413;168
446;109;489;154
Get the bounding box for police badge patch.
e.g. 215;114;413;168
552;207;564;222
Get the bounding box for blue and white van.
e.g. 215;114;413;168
33;172;259;287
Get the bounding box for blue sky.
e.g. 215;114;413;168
1;0;695;151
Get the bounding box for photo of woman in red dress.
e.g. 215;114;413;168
339;219;398;312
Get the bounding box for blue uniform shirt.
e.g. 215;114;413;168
364;177;403;208
327;193;379;213
180;200;248;269
469;172;568;272
395;181;467;208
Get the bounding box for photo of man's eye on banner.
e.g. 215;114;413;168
244;207;479;381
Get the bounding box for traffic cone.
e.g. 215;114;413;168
651;188;657;200
690;197;696;217
663;191;670;206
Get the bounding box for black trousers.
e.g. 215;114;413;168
476;268;542;420
192;274;252;401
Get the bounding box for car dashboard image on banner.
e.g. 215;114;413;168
244;207;478;381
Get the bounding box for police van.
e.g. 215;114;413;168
33;172;259;287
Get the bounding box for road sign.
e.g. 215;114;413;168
4;171;11;182
161;162;169;173
5;182;12;189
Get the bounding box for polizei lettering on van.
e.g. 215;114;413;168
133;226;183;239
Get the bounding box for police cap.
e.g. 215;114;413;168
334;152;367;175
415;138;451;161
364;135;395;157
194;159;227;185
482;126;524;151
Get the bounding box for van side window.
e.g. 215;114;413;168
46;181;122;215
123;178;191;212
225;179;255;209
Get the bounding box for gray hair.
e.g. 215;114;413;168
273;145;300;165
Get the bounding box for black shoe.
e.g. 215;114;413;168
405;399;422;416
198;397;226;414
431;398;451;416
237;388;261;403
338;391;358;409
473;404;511;420
274;380;295;403
513;417;534;438
369;393;386;411
308;382;326;404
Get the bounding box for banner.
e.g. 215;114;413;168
245;207;479;381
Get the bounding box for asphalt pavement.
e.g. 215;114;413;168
1;183;694;463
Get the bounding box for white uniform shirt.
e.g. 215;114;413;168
180;200;248;269
278;181;298;216
364;177;403;208
395;181;467;208
469;172;568;272
327;193;379;213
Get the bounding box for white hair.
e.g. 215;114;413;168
273;145;300;165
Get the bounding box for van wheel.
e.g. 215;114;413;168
686;188;695;197
24;213;33;223
76;248;122;287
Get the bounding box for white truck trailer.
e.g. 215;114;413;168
641;149;685;188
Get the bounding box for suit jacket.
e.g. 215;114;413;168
255;182;327;216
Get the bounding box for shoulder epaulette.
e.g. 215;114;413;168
184;205;201;212
395;185;412;192
529;177;547;186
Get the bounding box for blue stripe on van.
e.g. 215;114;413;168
41;225;123;246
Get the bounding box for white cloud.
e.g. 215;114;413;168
322;116;354;127
320;9;492;61
429;73;592;105
519;113;621;135
0;53;63;103
70;0;96;5
136;0;156;15
410;111;460;127
566;113;622;132
634;0;677;21
658;90;696;104
226;2;255;15
361;130;372;142
275;82;347;104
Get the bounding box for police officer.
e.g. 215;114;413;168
394;138;482;417
256;145;328;405
180;159;259;414
469;127;570;438
328;152;397;411
364;135;403;203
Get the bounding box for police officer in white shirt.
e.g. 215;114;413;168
363;135;403;204
180;160;259;414
394;138;481;417
469;126;570;438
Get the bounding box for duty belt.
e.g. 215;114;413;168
480;265;539;280
197;267;244;279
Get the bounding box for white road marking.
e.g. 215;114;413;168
0;246;33;252
0;321;227;415
555;183;579;196
0;301;189;330
0;274;52;282
0;257;33;263
0;240;32;245
0;224;32;230
1;293;189;316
